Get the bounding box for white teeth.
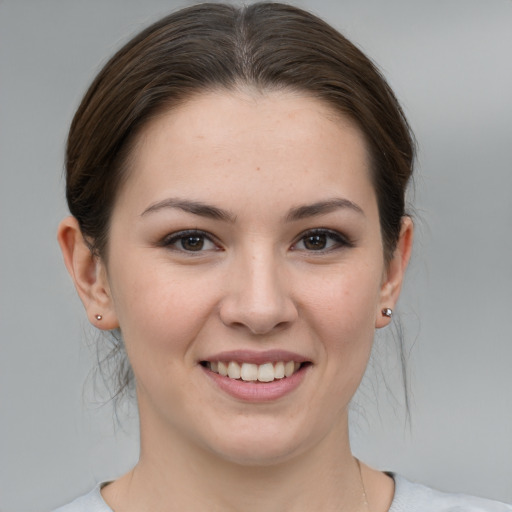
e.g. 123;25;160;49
257;362;275;382
240;363;258;381
274;361;285;379
207;360;304;382
227;361;241;379
284;361;295;377
218;361;228;377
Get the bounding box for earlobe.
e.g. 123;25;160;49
57;216;118;329
375;217;414;328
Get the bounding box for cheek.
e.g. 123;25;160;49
297;261;382;380
108;259;218;360
299;261;382;334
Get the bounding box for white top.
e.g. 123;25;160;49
53;474;512;512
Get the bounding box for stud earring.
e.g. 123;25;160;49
381;308;393;318
95;314;103;321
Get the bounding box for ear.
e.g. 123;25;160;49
57;216;119;330
375;216;414;328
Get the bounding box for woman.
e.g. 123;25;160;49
53;3;510;511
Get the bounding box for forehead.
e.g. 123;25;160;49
119;89;376;216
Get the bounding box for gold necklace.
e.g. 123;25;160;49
356;458;371;511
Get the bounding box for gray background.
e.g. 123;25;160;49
1;0;511;510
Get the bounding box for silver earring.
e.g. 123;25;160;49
381;308;393;318
95;314;103;321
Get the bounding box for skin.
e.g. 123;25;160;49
58;89;413;512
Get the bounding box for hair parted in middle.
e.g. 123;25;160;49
66;2;414;262
65;1;415;403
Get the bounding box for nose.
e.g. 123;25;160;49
219;250;298;335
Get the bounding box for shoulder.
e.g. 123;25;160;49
52;484;112;512
389;474;512;512
50;475;512;512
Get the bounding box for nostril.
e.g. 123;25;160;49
218;280;298;335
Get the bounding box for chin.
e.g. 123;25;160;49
197;417;320;468
209;440;304;467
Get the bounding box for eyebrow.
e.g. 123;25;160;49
141;198;237;222
285;198;364;221
141;197;364;222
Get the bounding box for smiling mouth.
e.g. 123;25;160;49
201;360;310;383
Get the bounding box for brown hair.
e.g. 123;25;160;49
67;2;414;261
66;2;415;403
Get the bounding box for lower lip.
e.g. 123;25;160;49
202;365;309;402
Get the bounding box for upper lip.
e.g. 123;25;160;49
201;349;310;365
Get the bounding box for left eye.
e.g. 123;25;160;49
293;230;348;252
162;231;218;252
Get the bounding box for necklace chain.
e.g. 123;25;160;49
356;458;371;512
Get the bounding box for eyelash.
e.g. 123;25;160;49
160;230;220;253
159;228;352;254
291;228;353;253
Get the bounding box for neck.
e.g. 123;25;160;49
104;412;369;512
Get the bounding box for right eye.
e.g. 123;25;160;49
291;228;352;253
161;230;219;253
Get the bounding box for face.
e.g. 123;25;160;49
98;90;401;465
